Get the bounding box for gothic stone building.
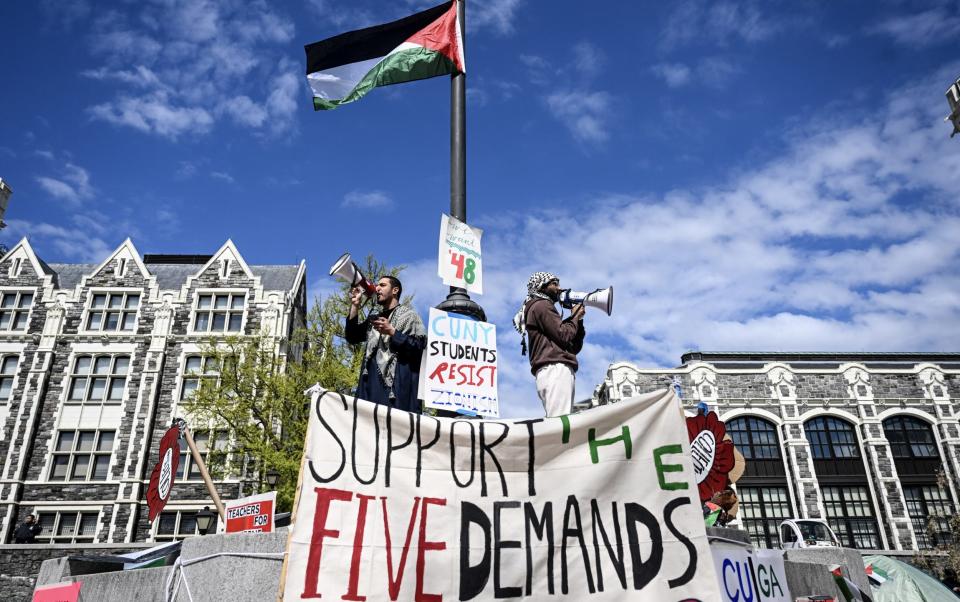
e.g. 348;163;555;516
595;351;960;552
0;238;306;544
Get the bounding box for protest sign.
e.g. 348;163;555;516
279;387;722;601
438;213;483;294
420;307;499;417
33;581;82;602
147;425;180;522
711;543;791;602
225;491;276;534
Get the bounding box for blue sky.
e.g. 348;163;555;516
1;0;959;417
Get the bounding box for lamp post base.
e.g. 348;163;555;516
436;287;486;321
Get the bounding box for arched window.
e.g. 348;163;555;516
805;416;860;460
883;416;938;459
728;417;781;460
804;416;880;549
883;416;953;549
727;416;790;549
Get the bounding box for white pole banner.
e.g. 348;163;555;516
281;388;722;601
438;213;483;294
711;543;791;602
420;307;499;417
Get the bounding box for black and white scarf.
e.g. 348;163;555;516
513;271;558;355
363;303;426;398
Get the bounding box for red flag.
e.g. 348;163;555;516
147;426;181;522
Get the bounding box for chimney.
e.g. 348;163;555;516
0;178;10;229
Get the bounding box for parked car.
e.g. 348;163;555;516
779;519;841;549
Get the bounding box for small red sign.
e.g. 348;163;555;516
33;581;82;602
225;492;276;534
147;425;181;522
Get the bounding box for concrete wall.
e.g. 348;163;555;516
32;530;288;602
1;542;154;602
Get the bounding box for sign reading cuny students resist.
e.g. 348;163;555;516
438;213;483;294
419;307;498;417
225;491;276;534
280;387;723;601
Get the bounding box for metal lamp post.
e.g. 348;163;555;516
194;506;217;536
436;0;486;322
265;468;280;488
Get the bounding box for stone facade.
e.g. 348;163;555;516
0;238;306;544
594;352;960;552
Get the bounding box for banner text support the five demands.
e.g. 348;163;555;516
283;389;722;601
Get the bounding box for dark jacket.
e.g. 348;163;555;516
525;298;585;375
344;311;426;414
14;521;41;544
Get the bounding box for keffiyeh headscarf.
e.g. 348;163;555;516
363;303;426;399
513;271;558;355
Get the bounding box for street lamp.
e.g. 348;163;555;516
265;469;280;488
947;78;960;138
195;506;217;535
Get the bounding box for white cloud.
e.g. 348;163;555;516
468;0;524;35
210;171;236;184
342;190;394;209
651;63;692;88
653;57;740;89
396;63;960;418
572;42;604;78
661;0;780;50
35;163;94;203
84;0;298;140
1;219;113;264
544;90;612;144
88;93;214;140
869;6;960;46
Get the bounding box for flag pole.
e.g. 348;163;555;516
437;0;486;322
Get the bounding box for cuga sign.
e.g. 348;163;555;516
711;544;791;602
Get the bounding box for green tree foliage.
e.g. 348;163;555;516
912;470;960;580
182;255;403;511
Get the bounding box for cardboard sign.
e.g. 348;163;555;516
438;213;483;294
33;581;81;602
147;425;181;522
711;543;791;602
419;307;499;417
280;387;722;601
225;491;276;534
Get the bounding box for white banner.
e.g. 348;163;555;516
438;213;483;294
281;388;722;601
419;307;499;417
711;543;791;602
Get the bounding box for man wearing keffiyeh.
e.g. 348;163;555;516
345;276;426;414
514;271;586;417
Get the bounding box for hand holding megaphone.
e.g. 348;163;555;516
558;286;613;316
329;252;377;296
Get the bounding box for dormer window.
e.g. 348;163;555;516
193;292;245;333
116;258;127;278
86;292;140;332
779;385;790;397
10;258;22;277
0;291;33;331
221;260;231;278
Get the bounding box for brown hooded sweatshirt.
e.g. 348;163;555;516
524;298;585;375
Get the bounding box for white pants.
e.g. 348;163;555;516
535;363;575;417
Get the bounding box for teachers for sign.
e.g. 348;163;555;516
281;387;721;601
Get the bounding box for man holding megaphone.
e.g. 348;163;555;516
344;275;427;414
514;271;586;417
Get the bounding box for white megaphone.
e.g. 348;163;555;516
558;286;613;316
329;253;377;296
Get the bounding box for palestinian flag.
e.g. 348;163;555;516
830;565;873;602
305;1;464;110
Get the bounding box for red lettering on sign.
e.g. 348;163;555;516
382;496;421;601
301;487;353;599
415;497;447;602
342;493;375;601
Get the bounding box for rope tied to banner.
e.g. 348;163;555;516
164;551;287;602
